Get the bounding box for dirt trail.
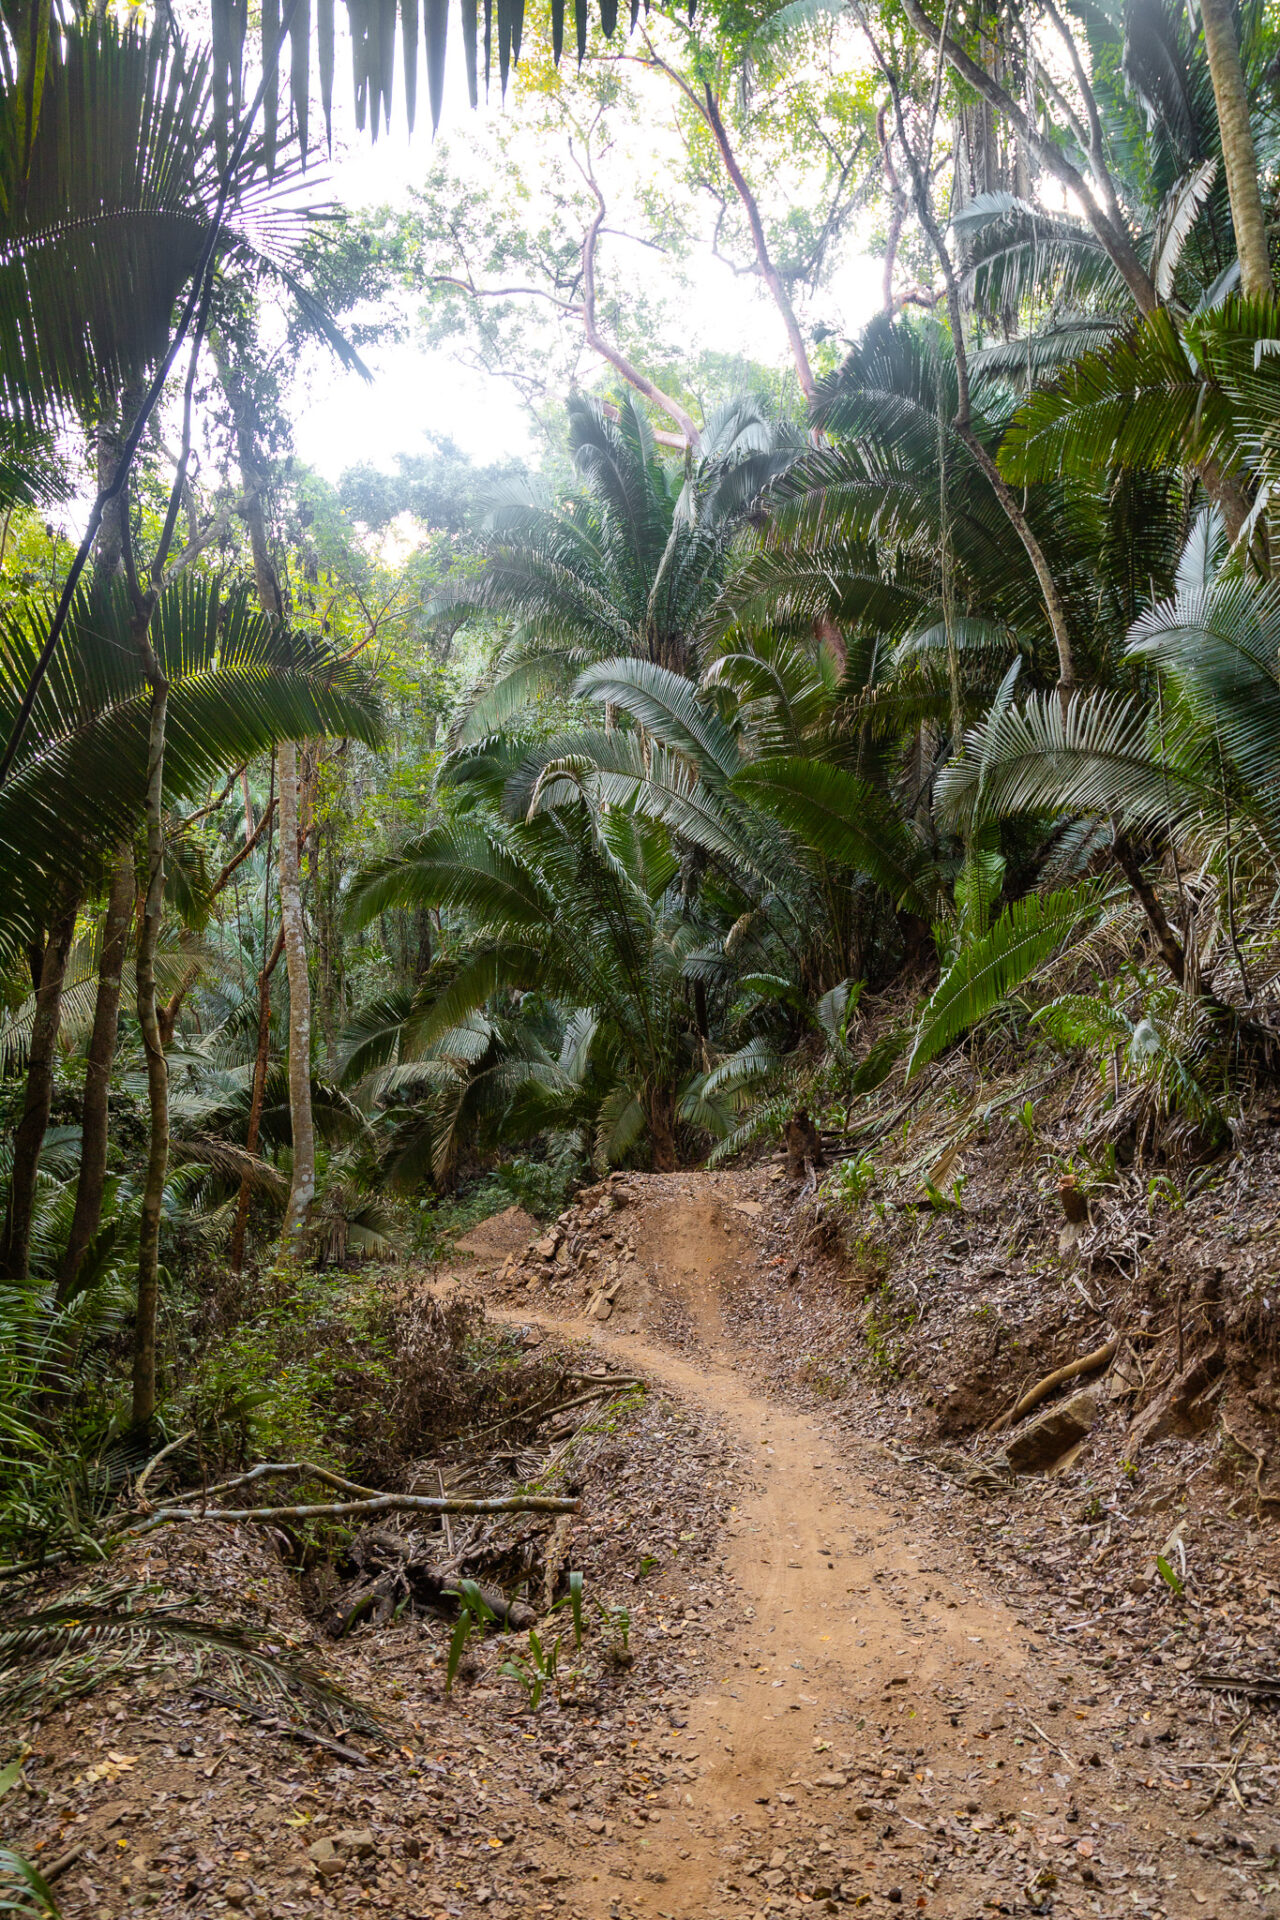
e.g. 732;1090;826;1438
495;1187;1087;1920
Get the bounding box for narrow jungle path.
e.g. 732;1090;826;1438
470;1178;1234;1920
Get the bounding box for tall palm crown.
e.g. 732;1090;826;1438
442;391;798;740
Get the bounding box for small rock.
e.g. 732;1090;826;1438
306;1838;337;1867
886;1889;903;1905
1006;1389;1099;1471
336;1827;377;1859
816;1772;847;1789
853;1804;876;1822
223;1886;249;1909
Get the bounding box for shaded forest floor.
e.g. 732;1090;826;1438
10;1154;1280;1920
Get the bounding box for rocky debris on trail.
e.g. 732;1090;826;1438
455;1206;543;1269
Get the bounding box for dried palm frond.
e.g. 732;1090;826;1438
0;1582;385;1740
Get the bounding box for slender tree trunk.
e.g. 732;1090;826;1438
277;738;315;1239
93;383;143;583
230;924;285;1272
700;84;816;401
1113;835;1188;986
0;888;78;1281
58;845;134;1298
1199;0;1273;301
646;1089;679;1172
132;667;169;1429
216;346;316;1247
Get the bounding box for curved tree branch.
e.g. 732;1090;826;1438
573;150;703;452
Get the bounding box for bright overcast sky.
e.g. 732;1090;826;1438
290;30;883;480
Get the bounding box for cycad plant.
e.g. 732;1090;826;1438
442;391;797;740
347;785;734;1172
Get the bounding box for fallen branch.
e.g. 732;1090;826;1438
1195;1671;1280;1699
195;1460;384;1503
123;1491;580;1539
539;1381;644;1423
191;1683;371;1765
40;1843;87;1884
135;1430;195;1503
989;1338;1119;1434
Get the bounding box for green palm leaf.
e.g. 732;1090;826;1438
0;576;382;961
907;880;1111;1079
574;658;741;780
733;756;937;916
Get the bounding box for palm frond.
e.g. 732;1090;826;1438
0;1582;385;1737
907;879;1112;1079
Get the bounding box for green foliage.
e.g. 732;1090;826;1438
182;1266;394;1470
824;1152;875;1212
0;1754;59;1917
446;1579;497;1693
908;881;1111;1080
0;575;384;965
1154;1553;1184;1596
493;1145;585;1219
499;1624;564;1711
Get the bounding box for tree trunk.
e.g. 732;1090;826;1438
230;924;285;1272
0;888;78;1281
700;83;816;400
132;669;169;1430
93;383;143;582
216;346;316;1248
277;738;315;1240
58;845;134;1298
1199;0;1273;301
646;1089;679;1172
1113;835;1188;986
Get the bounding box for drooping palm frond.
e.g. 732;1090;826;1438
906;879;1113;1079
1148;158;1217;300
733;756;939;916
997;308;1236;487
0;576;384;962
968;319;1126;389
936;686;1215;837
951;191;1129;317
0;25;214;437
573;658;742;781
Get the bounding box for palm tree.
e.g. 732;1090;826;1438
0;575;383;1298
347;789;732;1171
439;391;797;741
